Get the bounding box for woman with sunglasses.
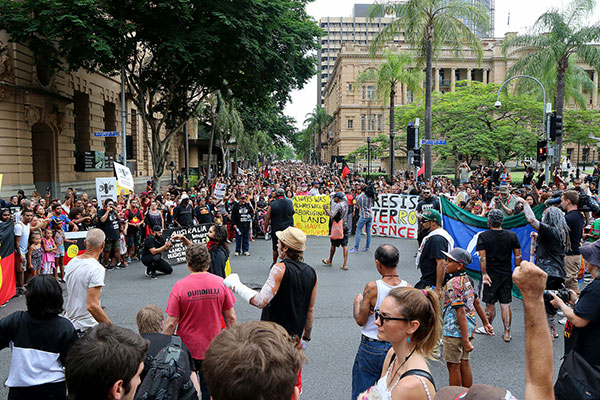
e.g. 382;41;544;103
361;287;442;400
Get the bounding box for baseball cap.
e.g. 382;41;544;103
152;225;163;232
442;248;473;266
275;188;285;196
181;193;189;200
333;192;345;200
435;384;518;400
421;209;442;225
580;240;600;267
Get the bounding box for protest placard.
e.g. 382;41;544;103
95;177;118;203
162;224;211;264
214;183;227;199
113;161;135;191
371;194;419;239
293;195;330;236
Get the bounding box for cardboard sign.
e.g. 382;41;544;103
113;161;134;191
292;195;330;236
214;183;227;199
371;194;419;239
161;224;211;265
95;177;118;203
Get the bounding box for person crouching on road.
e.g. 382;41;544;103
141;226;174;280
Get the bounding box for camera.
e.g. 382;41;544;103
543;287;571;315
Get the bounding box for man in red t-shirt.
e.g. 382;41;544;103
164;240;237;400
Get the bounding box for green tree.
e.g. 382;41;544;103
347;134;390;163
502;0;600;168
368;0;489;179
304;107;333;164
291;128;313;162
354;52;423;177
562;109;600;167
0;0;320;186
394;82;543;166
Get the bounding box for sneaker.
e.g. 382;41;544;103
265;233;270;240
349;248;360;253
234;252;240;256
250;238;255;242
360;248;369;252
104;264;115;270
150;272;157;280
145;268;151;278
118;263;127;269
126;257;132;263
243;252;251;256
558;317;567;325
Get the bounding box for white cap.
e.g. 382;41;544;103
181;193;189;200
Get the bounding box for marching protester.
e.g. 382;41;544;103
263;188;295;264
415;209;454;294
350;183;374;253
231;193;254;256
322;192;349;270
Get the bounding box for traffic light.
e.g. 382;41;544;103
550;112;563;141
412;148;421;166
407;124;416;150
537;140;547;162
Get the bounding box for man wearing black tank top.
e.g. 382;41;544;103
351;244;409;400
224;226;317;393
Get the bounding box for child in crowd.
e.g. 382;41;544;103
442;248;477;388
52;219;74;283
119;221;128;267
27;232;43;278
41;228;57;276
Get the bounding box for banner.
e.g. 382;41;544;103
293;195;330;236
96;177;118;203
440;196;546;275
162;224;212;265
214;183;227;199
0;220;15;306
64;231;88;265
113;161;135;191
372;194;419;239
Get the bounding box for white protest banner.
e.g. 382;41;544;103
371;194;419;239
95;177;118;203
113;161;135;191
214;183;227;199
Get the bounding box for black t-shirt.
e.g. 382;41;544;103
173;203;194;227
563;279;600;368
522;171;534;185
140;332;195;382
269;197;295;233
564;210;584;255
194;205;213;224
418;234;448;287
476;229;521;277
536;222;566;279
143;234;165;258
125;208;143;236
416;197;440;213
97;208;120;241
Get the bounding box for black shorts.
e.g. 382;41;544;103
482;274;513;304
272;232;279;251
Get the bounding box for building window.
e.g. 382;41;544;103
361;114;366;131
367;86;375;100
348;119;353;129
369;114;376;131
348;83;353;92
104;101;118;156
362;86;366;99
377;114;382;131
407;90;414;104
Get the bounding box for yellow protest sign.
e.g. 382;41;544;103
293;195;330;236
117;180;130;196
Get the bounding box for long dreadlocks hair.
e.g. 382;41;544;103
541;207;570;251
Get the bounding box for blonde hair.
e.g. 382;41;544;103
135;304;163;335
387;287;442;359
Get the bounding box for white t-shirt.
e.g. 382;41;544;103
14;221;30;255
309;188;320;196
64;257;105;331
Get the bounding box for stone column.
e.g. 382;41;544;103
434;68;440;92
467;68;472;85
483;68;488;84
593;70;598;107
450;68;456;92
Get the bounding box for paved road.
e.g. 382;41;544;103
0;234;564;399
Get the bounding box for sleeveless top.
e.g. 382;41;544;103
375;355;435;400
361;279;409;339
269;198;295;233
260;259;317;338
145;211;162;230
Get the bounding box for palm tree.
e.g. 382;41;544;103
368;0;489;179
501;0;600;168
304;107;333;164
354;52;423;178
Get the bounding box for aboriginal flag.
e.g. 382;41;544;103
0;221;15;306
341;161;351;179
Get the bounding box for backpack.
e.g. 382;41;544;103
135;336;198;400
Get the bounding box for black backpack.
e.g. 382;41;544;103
135;336;198;400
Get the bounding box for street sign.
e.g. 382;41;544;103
420;139;447;145
94;131;121;137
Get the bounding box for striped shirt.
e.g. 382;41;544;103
356;193;373;219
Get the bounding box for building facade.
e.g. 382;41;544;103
321;33;600;169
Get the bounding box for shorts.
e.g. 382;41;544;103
330;224;349;248
482;274;513;304
443;336;471;364
272;232;279;252
16;253;27;272
126;234;138;248
104;239;120;252
55;244;65;257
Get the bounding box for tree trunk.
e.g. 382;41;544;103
424;32;434;180
554;56;568;169
389;85;395;180
316;123;322;165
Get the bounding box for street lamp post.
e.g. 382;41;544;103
495;75;551;183
168;161;176;184
367;136;372;182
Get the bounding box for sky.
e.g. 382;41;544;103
283;0;600;130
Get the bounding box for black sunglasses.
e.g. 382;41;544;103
374;310;408;325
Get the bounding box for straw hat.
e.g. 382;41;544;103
275;227;307;251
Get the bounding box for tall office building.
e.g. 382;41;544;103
317;2;495;105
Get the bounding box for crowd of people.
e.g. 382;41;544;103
0;159;598;400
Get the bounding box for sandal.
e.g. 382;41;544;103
321;259;332;266
340;265;349;271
